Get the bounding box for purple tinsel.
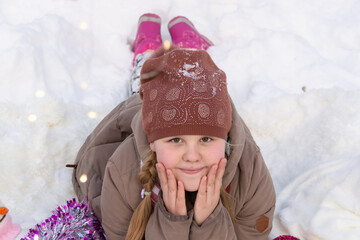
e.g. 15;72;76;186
273;235;301;240
21;198;105;240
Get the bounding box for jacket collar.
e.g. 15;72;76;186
223;100;246;188
131;110;151;163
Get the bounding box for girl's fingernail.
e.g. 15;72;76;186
166;169;170;176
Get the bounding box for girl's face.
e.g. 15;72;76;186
150;135;226;192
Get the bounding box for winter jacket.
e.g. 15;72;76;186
72;94;276;240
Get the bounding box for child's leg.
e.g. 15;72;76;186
129;51;153;95
168;16;213;50
130;13;162;95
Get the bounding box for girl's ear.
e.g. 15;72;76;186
150;142;155;152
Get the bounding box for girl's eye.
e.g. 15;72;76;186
169;138;182;143
201;137;213;142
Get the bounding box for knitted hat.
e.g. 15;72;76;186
140;47;232;142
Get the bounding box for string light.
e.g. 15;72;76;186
79;22;89;30
80;174;88;183
87;111;98;119
163;40;171;50
9;6;17;14
28;114;37;122
80;82;88;89
35;90;45;98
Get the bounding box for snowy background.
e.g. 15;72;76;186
1;0;360;239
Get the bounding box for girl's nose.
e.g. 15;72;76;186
183;145;201;162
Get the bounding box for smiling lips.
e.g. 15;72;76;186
180;168;204;174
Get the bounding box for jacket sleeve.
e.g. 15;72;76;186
145;194;236;240
189;200;236;240
101;161;133;240
234;151;276;239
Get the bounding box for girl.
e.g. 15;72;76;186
72;13;276;240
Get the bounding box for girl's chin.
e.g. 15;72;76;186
183;181;201;192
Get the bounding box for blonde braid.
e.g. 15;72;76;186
126;151;157;240
138;151;158;193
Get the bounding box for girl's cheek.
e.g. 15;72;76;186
157;149;178;167
210;153;225;166
156;154;171;168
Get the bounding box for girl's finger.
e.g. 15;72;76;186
157;164;173;210
166;169;177;203
215;158;227;190
176;181;187;216
197;175;207;202
156;163;168;190
206;164;217;196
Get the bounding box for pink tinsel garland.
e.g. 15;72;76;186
21;198;105;240
273;235;301;240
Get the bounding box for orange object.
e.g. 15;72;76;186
0;207;9;215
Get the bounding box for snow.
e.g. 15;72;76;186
0;0;359;239
180;62;199;78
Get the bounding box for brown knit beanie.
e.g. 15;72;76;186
140;46;232;143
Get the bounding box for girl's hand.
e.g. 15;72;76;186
156;163;187;216
194;158;227;225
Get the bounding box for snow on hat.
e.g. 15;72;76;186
140;47;232;142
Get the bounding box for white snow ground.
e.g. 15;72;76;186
0;0;360;239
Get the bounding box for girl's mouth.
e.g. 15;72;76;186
180;168;203;174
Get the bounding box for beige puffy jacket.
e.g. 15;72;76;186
72;94;276;239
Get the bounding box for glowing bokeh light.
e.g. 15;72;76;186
80;81;88;89
9;6;17;14
35;90;46;98
80;174;88;183
28;114;37;122
163;40;171;50
79;22;89;30
87;111;98;119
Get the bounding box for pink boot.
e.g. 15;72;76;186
168;16;213;50
133;13;162;65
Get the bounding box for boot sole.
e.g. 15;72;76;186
138;14;161;27
168;16;195;30
168;16;213;46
